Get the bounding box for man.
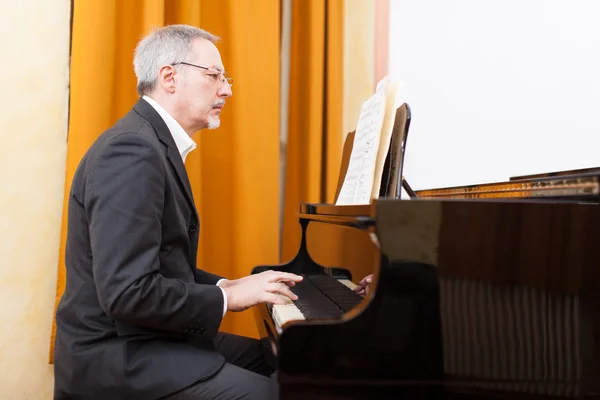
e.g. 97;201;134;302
54;24;302;400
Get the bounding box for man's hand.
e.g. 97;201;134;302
354;274;373;297
222;271;303;312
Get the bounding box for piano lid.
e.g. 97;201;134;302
415;166;600;200
509;166;600;181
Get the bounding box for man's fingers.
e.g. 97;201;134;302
262;292;289;305
277;284;298;302
267;282;298;301
269;271;303;283
358;274;373;286
355;275;374;297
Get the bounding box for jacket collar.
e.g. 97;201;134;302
132;97;196;210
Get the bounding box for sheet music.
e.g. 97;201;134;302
370;80;402;199
336;77;388;205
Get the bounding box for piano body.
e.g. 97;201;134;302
252;103;600;398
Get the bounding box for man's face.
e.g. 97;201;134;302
177;38;232;131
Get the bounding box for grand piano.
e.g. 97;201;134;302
251;105;600;399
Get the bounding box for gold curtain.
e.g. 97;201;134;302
281;0;343;261
281;0;377;283
51;0;281;360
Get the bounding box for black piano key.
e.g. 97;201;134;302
288;274;363;320
306;274;363;312
291;280;343;319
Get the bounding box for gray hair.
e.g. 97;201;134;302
133;24;220;96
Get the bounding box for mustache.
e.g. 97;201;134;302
212;100;225;108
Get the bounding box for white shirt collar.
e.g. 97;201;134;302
142;95;196;163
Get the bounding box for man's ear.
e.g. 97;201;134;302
157;65;177;94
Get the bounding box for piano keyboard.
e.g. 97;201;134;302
270;277;359;332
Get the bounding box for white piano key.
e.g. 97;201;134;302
271;303;305;333
338;279;357;290
270;278;361;332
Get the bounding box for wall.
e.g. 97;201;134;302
389;0;600;190
0;0;71;398
343;0;376;137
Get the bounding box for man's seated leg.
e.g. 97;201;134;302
212;332;275;377
161;362;277;400
161;333;278;400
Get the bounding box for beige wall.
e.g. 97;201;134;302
0;0;71;398
343;0;376;137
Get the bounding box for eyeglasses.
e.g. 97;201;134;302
172;62;233;87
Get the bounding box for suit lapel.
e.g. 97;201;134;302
132;98;197;211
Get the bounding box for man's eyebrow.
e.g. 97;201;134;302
209;65;224;72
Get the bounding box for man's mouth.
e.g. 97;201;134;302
211;102;224;114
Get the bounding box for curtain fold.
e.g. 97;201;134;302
281;0;377;284
281;0;340;262
51;0;281;361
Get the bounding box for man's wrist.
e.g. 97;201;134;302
223;286;235;312
216;278;232;289
216;279;228;316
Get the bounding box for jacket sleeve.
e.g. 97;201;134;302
86;133;223;337
194;268;225;285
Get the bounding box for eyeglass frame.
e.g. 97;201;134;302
171;62;233;87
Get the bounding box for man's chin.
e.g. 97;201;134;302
207;117;220;130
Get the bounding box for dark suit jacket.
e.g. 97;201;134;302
54;98;227;400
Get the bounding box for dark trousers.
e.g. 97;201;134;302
161;332;278;400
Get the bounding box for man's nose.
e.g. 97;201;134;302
218;84;232;98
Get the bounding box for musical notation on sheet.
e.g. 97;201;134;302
336;77;388;205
